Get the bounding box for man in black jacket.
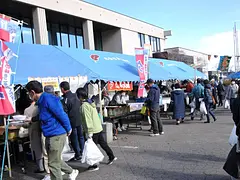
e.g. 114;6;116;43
60;81;84;161
146;79;164;137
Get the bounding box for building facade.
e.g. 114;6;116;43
164;47;209;75
1;0;168;56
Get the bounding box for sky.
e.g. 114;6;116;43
84;0;240;56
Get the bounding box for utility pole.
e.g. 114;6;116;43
234;22;240;72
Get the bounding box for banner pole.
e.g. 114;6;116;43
4;117;11;178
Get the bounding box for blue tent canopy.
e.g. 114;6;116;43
5;43;207;84
149;58;207;80
227;72;240;79
6;43;99;84
57;47;139;82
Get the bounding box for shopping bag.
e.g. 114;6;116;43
140;106;147;115
81;138;104;166
229;125;238;147
189;101;195;109
200;101;207;115
186;96;190;105
147;116;151;125
225;100;230;109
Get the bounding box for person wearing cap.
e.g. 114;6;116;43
60;81;85;161
145;79;164;137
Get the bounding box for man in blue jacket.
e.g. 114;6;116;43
146;79;164;137
25;81;79;180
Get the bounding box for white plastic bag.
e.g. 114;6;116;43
229;125;238;146
81;138;104;166
62;137;71;153
189;101;195;109
148;116;151;125
186;96;190;105
200;101;207;115
224;99;230;109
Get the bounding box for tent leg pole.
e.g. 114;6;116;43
98;80;103;124
4;118;12;178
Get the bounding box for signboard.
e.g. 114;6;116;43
218;56;231;71
108;81;133;91
41;77;60;91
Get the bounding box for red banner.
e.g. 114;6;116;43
0;14;19;115
108;81;133;91
135;48;148;98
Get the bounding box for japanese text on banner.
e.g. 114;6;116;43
108;81;133;91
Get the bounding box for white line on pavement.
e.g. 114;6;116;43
110;145;139;149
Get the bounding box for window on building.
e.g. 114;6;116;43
69;26;77;48
76;28;84;49
60;25;69;47
144;35;150;45
138;33;145;47
50;23;61;46
151;36;157;52
94;31;103;51
156;38;161;52
21;18;34;44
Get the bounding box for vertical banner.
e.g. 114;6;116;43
0;14;20;115
0;14;19;43
217;56;231;71
135;48;148;98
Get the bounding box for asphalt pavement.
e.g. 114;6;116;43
5;107;233;180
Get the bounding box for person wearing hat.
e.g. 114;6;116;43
145;79;164;137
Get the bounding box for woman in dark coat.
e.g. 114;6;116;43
224;88;240;179
171;83;185;125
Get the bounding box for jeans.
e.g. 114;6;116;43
205;103;216;122
69;126;85;158
92;131;115;160
46;134;73;180
150;109;163;134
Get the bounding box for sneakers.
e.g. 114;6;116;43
87;165;99;172
69;169;79;180
121;126;126;131
150;133;160;137
176;121;180;125
150;131;164;136
117;127;122;132
42;174;50;180
113;135;118;140
107;157;118;165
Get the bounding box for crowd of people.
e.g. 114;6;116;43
144;78;240;137
13;77;240;179
22;81;117;180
